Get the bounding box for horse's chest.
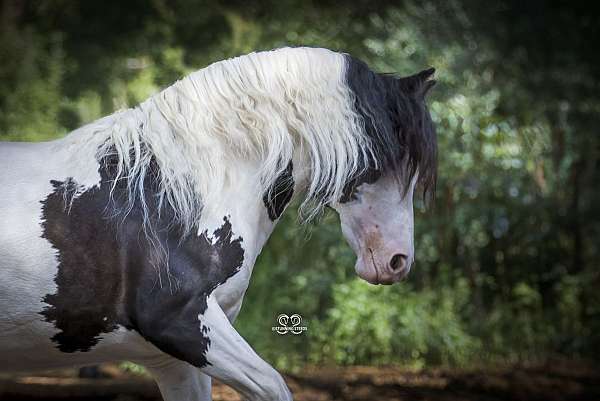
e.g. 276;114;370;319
213;264;253;318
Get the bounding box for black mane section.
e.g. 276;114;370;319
343;55;437;200
263;161;294;221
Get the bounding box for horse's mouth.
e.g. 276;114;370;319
355;247;406;285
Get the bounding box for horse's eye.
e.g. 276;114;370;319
339;168;382;203
363;169;382;184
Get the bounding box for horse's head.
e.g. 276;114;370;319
333;172;418;285
331;57;437;285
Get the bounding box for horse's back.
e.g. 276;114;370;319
0;140;63;282
0;140;64;277
0;138;101;257
0;141;69;359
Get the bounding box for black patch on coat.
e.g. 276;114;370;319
40;178;124;352
39;154;244;367
263;161;294;220
343;55;438;201
130;215;243;367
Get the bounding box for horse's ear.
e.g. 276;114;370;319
421;79;436;98
397;67;436;97
415;67;435;81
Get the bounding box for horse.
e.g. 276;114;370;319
0;47;437;401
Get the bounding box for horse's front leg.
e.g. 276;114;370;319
144;357;212;401
138;295;292;401
200;296;293;401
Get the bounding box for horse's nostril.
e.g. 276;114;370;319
389;254;407;271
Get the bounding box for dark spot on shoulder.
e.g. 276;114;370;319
263;161;294;220
39;153;244;367
133;215;243;367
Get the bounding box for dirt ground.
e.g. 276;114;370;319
1;360;598;401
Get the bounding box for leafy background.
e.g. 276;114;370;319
1;0;598;369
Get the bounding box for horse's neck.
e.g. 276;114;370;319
202;160;274;246
61;107;299;271
201;153;303;274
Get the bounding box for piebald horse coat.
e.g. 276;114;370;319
0;47;437;401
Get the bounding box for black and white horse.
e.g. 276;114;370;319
0;47;436;401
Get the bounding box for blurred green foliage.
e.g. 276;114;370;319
1;0;598;368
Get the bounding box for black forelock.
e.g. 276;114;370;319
343;54;437;201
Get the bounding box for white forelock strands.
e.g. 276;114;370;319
68;47;376;235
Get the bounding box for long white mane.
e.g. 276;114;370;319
67;47;375;233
